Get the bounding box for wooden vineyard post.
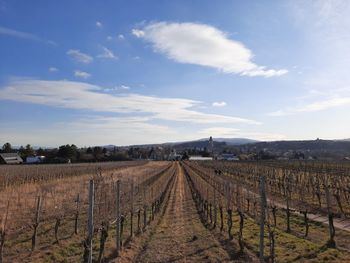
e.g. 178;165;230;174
324;183;336;248
220;206;224;232
0;200;9;263
130;179;134;238
214;185;217;228
259;176;267;262
151;187;154;221
285;176;291;233
116;180;121;253
206;186;209;223
143;187;147;231
137;209;141;233
31;195;42;252
74;193;80;235
87;180;95;263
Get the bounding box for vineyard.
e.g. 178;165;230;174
1;160;350;262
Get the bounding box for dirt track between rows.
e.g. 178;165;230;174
136;163;232;263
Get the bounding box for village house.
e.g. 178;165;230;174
0;153;23;164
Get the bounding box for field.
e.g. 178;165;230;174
1;160;350;263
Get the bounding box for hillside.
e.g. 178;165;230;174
238;139;350;159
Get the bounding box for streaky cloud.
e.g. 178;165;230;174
0;26;56;45
0;79;260;125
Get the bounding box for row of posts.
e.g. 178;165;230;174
85;173;173;263
86;179;122;263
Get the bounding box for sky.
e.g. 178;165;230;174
0;0;350;147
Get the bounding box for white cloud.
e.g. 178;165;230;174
199;127;240;136
103;85;130;92
268;96;350;116
0;26;56;45
132;29;145;38
97;46;117;59
67;49;93;64
0;116;177;147
48;67;58;72
132;22;287;77
74;70;91;79
212;101;227;107
106;34;125;41
118;85;130;90
96;21;103;28
0;79;260;125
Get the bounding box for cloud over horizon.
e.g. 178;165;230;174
0;79;260;125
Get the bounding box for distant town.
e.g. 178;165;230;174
1;137;350;165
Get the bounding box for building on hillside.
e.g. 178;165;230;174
26;156;46;164
217;153;239;161
0;153;23;164
208;136;214;155
189;156;213;161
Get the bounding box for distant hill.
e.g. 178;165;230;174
173;137;257;145
168;137;258;150
171;140;225;151
238;139;350;159
102;138;350;160
213;138;259;145
103;137;258;151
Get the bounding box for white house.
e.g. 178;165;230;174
26;156;46;164
189;156;213;161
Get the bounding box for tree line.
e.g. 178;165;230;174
1;142;133;163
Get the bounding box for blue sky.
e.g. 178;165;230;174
0;0;349;147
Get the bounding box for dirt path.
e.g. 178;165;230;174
136;163;232;263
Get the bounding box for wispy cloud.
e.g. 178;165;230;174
212;101;226;107
103;85;130;92
74;70;91;79
97;46;117;59
0;79;260;125
0;116;177;147
131;29;145;38
268;96;350;116
199;127;240;136
106;34;125;41
0;26;56;45
48;67;58;72
132;22;287;77
96;21;103;28
117;85;130;90
67;49;93;64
